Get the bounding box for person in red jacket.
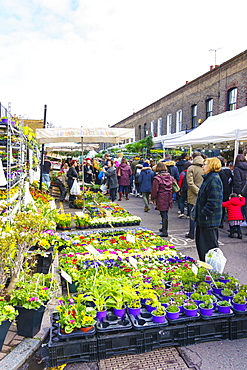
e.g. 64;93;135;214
222;193;246;239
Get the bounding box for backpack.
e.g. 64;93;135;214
181;171;188;192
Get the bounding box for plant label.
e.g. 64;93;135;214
85;244;101;257
61;269;72;284
191;264;198;275
129;256;138;269
126;234;135;243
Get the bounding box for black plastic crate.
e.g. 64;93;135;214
143;324;188;351
229;315;247;340
97;330;143;360
187;318;229;344
48;336;98;367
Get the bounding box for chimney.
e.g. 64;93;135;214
186;81;189;84
210;65;214;70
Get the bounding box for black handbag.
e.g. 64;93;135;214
241;181;247;197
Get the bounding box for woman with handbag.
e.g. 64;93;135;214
233;154;247;225
117;158;132;201
67;160;78;208
151;161;175;237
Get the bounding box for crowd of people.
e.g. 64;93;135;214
42;149;247;262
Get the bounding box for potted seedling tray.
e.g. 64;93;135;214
232;307;247;315
166;310;201;325
128;308;168;330
96;310;132;333
50;313;96;342
200;308;234;320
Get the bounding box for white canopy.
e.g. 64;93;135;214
163;106;247;148
36;127;135;144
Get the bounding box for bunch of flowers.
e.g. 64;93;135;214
56;213;72;228
0;297;18;324
30;187;53;204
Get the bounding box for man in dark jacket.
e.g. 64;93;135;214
176;152;190;174
138;162;154;212
195;157;223;261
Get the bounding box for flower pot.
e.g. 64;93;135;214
194;300;203;306
0;320;11;351
217;303;231;314
113;307;126;319
219;278;230;284
1;118;8;123
233;302;247;311
128;306;141;318
221;294;233;302
166;310;180;320
16;305;45;337
152;314;166;323
183;306;198;317
185;291;194;298
145;304;156;313
199;303;213;316
79;326;93;332
37;253;53;274
97;310;107;321
69;282;77;293
212;287;223;295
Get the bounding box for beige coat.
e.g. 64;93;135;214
186;156;204;205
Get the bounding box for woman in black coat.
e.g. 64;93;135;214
67;160;79;206
233;154;247;223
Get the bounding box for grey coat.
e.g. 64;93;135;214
105;166;118;189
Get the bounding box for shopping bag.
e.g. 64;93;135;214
172;181;180;193
205;248;227;274
70;180;81;195
100;184;108;194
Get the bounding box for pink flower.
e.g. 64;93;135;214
29;297;39;301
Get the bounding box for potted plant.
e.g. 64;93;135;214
199;297;214;316
83;282;111;321
221;288;234;301
212;281;226;295
183;300;198;317
183;283;194;297
196;282;211;294
217;300;231;314
152;304;166;323
56;213;72;230
166;304;180;320
232;293;247;311
73;214;90;229
0;298;18;351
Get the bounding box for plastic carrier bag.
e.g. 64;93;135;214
70;180;81;195
205;248;227;274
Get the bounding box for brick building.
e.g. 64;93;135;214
111;49;247;148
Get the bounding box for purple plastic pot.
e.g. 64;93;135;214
183;306;198;317
166;310;180;320
145;304;156;313
217;304;231;314
96;310;107;322
232;302;247;311
221;294;233;302
185;291;194;298
113;307;126;319
213;287;224;295
199;304;213;316
219;278;230;284
128;306;141;317
152;314;166;323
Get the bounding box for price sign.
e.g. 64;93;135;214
126;234;135;243
129;256;138;269
191;264;198;275
85;245;101;257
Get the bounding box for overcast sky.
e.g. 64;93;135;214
0;0;246;128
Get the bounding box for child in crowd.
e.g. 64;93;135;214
222;193;246;239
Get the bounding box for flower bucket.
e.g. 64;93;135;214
233;302;247;311
152;314;166;323
183;306;198;317
0;320;11;351
166;310;180;320
217;303;231;314
199;304;213;316
97;310;107;321
113;307;126;319
16;305;45;337
128;307;141;318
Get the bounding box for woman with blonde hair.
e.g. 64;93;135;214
194;157;223;261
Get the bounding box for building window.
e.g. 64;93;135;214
138;125;141;140
227;87;237;110
150;120;154;136
176;110;182;132
167;114;172;134
144;123;147;138
157;117;162;136
206;99;213;118
192;105;197;128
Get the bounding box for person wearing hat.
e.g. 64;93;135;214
138;161;154;211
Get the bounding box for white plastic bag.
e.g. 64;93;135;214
100;184;108;194
70;180;81;195
205;248;227;274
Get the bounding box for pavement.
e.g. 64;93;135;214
1;193;247;369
